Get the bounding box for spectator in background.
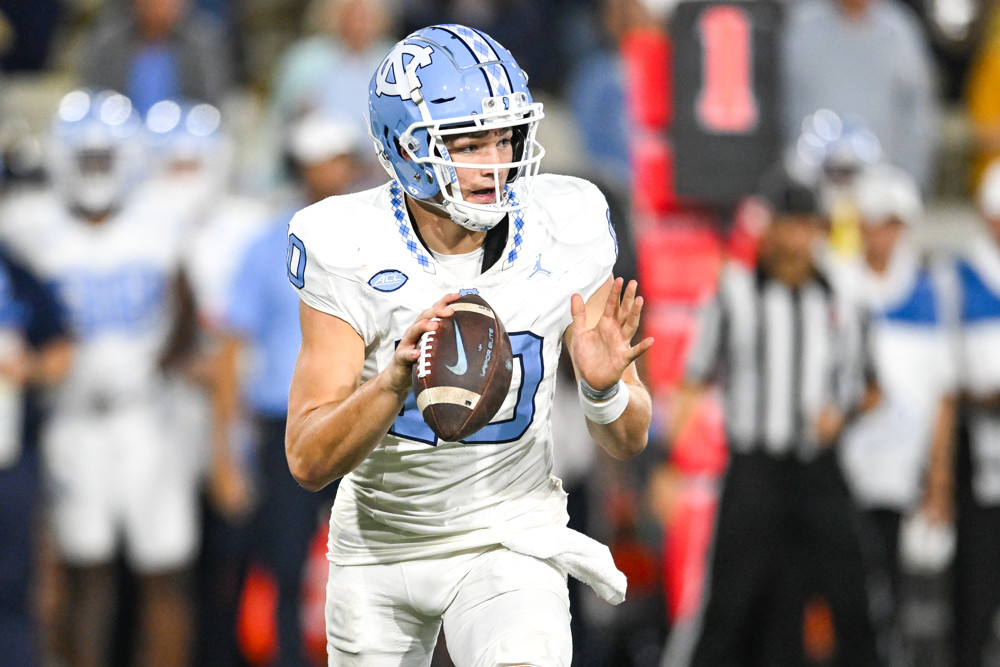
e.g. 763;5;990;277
398;0;562;95
210;110;363;667
78;0;234;114
964;4;1000;193
837;163;958;664
951;160;1000;666
256;0;395;189
1;90;201;667
565;0;647;194
0;241;72;667
0;0;63;71
782;0;939;192
662;169;880;667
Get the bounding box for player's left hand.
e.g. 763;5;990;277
921;470;955;524
207;458;255;520
814;405;845;448
570;277;653;392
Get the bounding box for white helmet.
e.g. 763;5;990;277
49;89;142;217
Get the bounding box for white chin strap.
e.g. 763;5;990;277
443;199;506;232
418;196;507;232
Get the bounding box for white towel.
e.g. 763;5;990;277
502;526;627;605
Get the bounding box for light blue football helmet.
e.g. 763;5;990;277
49;89;143;216
143;99;225;168
368;24;545;231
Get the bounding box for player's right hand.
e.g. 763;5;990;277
207;459;255;520
385;292;460;394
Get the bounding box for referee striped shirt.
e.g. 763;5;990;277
686;261;875;459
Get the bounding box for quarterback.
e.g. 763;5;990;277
284;24;653;665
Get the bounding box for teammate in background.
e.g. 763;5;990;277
139;98;234;228
951;159;1000;665
0;241;72;667
1;90;200;667
128;97;272;666
837;163;958;663
208;110;364;666
663;168;880;667
283;25;653;664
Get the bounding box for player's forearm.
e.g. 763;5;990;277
286;370;409;491
586;381;652;460
668;382;705;447
922;394;958;521
26;339;73;386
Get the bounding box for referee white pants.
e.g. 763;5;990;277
325;546;572;666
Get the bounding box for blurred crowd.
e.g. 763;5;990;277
2;0;1000;665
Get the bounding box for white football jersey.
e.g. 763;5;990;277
836;244;958;510
954;237;1000;504
183;193;276;329
289;174;617;564
1;190;186;412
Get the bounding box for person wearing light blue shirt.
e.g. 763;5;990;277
213;111;364;666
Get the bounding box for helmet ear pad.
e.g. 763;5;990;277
391;133;439;199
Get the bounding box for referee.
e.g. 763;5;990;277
664;169;881;666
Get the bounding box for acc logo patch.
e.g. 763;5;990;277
369;269;408;292
375;44;434;100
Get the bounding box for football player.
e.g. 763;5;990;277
283;24;654;665
951;160;1000;665
837;163;958;662
1;89;200;667
0;241;72;667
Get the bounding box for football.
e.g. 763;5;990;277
412;294;514;442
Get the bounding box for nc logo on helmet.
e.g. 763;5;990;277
375;44;434;100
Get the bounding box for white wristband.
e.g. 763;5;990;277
578;379;629;424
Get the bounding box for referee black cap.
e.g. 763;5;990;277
758;165;820;218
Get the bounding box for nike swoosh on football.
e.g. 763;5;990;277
445;322;468;375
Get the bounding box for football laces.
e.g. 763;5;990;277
415;320;439;379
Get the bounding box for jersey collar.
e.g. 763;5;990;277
388;181;527;275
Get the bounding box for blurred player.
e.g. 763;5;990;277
0;238;72;666
2;89;200;667
208;109;364;666
283;24;654;665
952;160;1000;665
140;98;234;227
838;163;958;663
135;99;283;666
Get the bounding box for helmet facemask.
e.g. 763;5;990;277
49;90;142;219
395;92;544;232
69;145;126;217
